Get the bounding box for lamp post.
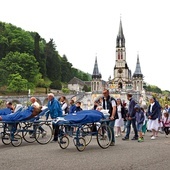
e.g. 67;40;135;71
27;89;31;106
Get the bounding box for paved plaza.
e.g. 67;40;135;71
0;131;170;170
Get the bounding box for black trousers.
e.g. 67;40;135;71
52;124;59;141
164;127;169;135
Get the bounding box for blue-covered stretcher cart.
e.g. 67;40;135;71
54;110;112;151
0;106;52;147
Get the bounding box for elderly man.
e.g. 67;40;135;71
46;93;62;142
101;89;118;146
30;97;40;107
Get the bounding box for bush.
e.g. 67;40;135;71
50;80;62;90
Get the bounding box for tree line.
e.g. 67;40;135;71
0;21;91;94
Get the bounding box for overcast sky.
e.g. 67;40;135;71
0;0;170;90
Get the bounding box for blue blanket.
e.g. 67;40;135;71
63;110;105;124
0;108;12;116
1;106;34;121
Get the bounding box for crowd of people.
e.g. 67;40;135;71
45;90;170;145
1;91;170;145
92;90;170;144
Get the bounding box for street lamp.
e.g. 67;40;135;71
27;89;31;106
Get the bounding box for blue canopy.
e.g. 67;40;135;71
63;110;105;124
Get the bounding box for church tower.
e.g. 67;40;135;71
91;56;102;92
132;54;144;92
112;19;132;89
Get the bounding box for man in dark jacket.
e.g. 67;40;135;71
122;93;138;140
102;89;118;146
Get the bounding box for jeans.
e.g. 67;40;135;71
125;119;138;138
123;120;127;132
107;120;115;143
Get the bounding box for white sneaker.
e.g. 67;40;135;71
165;135;168;138
115;134;118;137
151;136;156;140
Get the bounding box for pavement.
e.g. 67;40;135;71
0;131;170;170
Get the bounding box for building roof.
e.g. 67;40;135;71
116;19;125;47
133;54;143;78
68;77;85;86
92;56;102;79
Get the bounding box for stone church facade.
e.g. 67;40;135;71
91;19;144;93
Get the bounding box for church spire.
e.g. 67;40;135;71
133;54;143;78
116;18;125;47
92;56;102;79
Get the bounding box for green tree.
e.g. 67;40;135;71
0;52;41;89
33;32;47;78
82;84;89;92
45;39;61;81
50;80;62;90
61;55;73;82
0;68;8;86
5;23;34;55
7;73;28;93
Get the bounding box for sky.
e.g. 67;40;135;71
0;0;170;91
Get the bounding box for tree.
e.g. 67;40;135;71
82;84;90;92
7;73;28;93
33;32;47;78
5;23;34;55
0;52;41;89
0;68;8;86
61;55;73;82
50;80;62;90
45;39;61;81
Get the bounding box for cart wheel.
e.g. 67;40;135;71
2;133;11;145
35;123;52;145
22;126;36;143
59;136;69;149
75;137;86;152
97;124;112;149
80;125;92;146
11;134;22;147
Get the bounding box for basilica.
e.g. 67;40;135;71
91;19;144;94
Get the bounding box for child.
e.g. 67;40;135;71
162;112;170;138
134;104;145;142
141;107;148;135
75;102;83;112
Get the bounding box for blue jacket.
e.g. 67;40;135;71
148;101;160;120
135;110;145;124
75;107;83;113
69;104;76;114
46;98;62;119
